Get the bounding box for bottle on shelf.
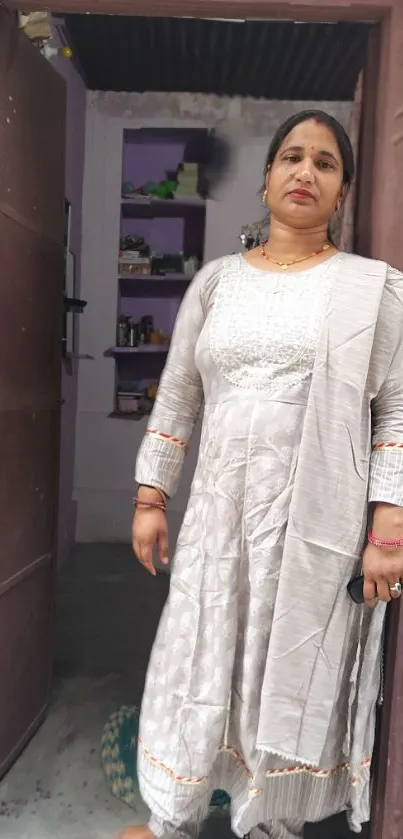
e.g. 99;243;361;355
116;316;129;347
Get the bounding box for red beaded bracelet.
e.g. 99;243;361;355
368;529;403;549
134;498;166;512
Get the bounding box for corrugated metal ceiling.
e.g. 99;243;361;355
64;15;371;100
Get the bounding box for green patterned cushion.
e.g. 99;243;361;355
101;706;230;811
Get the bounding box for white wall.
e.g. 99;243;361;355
74;92;352;544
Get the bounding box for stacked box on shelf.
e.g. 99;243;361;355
174;163;199;198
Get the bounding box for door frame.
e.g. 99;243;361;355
6;1;403;837
2;0;394;21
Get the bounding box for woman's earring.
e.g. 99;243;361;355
262;188;268;206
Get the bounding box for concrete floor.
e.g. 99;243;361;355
0;544;367;839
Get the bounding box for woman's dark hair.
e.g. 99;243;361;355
264;109;355;188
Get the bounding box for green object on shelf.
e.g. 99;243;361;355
101;706;231;811
151;179;178;199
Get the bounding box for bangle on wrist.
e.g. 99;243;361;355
134;497;166;512
368;529;403;550
137;484;167;504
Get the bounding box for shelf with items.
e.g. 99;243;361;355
121;126;209;203
113;354;164;420
108;410;149;422
106;345;170;356
119;273;192;299
110;126;208;421
121;196;206;218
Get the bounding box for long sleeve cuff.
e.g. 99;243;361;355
135;431;187;499
369;447;403;506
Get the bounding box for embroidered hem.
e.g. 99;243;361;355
139;737;370;788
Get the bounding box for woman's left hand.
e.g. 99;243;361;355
362;543;403;606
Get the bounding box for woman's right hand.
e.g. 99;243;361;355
132;487;169;576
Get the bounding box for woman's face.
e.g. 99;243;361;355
266;119;345;229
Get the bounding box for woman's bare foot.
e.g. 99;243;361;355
114;827;157;839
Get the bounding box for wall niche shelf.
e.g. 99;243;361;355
106;345;170;357
119;274;192;298
121;196;206;218
110;126;207;420
108;411;150;422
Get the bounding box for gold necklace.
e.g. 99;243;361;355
260;240;331;271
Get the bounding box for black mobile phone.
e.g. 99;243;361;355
347;575;365;605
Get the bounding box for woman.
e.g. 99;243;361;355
117;111;403;839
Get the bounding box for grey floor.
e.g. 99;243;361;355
0;544;367;839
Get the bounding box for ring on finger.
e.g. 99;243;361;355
390;581;402;596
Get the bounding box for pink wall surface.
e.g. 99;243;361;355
52;22;87;563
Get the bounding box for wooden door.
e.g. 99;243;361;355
0;7;65;776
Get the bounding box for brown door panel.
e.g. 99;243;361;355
0;6;65;774
0;11;65;244
0;216;63;408
0;410;59;584
0;561;53;776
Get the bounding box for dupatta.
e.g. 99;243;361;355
257;254;394;766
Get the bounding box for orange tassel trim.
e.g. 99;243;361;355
372;442;403;451
139;737;370;788
146;428;187;450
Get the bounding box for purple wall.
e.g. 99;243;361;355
122;138;186;185
52;22;87;564
121;142;186;256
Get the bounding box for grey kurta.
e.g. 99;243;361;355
135;252;403;838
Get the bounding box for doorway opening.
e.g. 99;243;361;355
0;8;379;839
